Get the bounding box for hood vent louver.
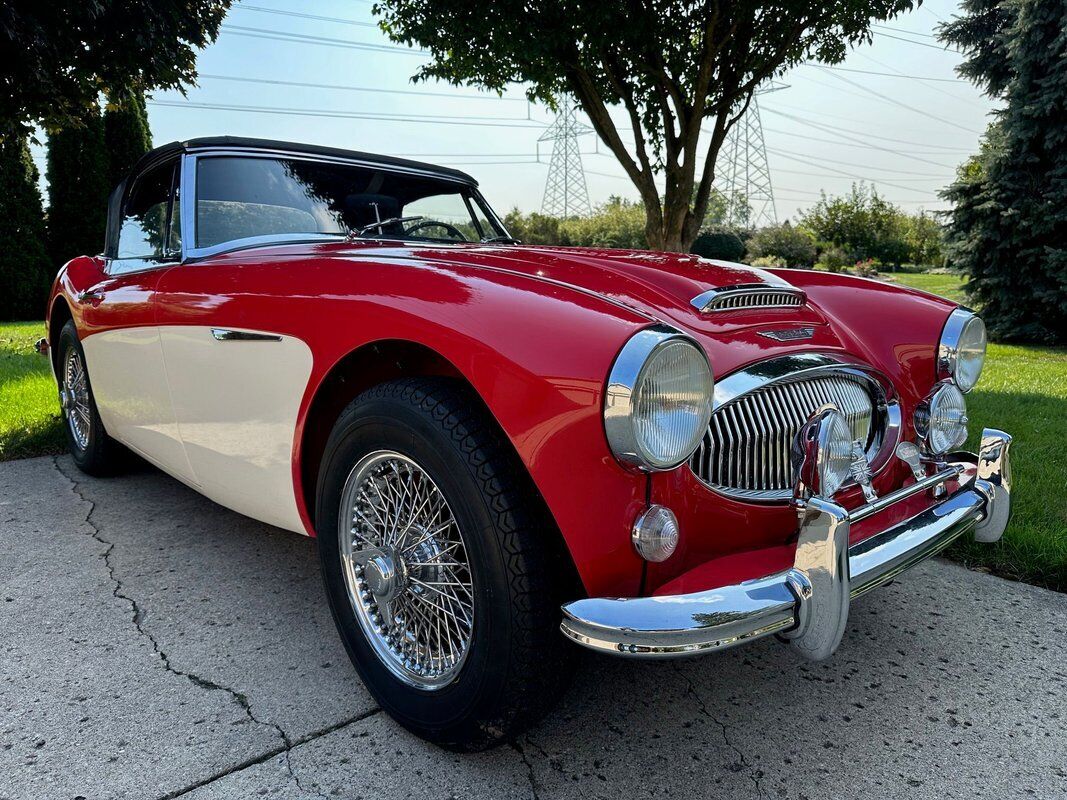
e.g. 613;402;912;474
691;284;806;313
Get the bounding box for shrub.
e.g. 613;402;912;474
817;246;850;273
746;221;816;267
46;105;109;265
103;91;152;190
690;226;746;262
560;197;646;248
749;255;787;269
0;128;53;320
853;258;881;277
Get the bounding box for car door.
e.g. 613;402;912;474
151;154;315;533
77;157;197;485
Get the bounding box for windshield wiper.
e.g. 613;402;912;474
349;215;425;239
480;235;521;244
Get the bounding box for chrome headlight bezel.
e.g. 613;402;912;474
938;308;987;393
914;381;969;455
604;325;714;471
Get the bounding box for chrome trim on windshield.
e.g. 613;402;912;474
178;149;511;262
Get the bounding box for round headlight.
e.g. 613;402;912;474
915;382;968;455
938;309;987;392
604;326;714;470
791;407;856;499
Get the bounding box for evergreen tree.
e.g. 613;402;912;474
940;0;1066;343
104;91;152;190
46;105;109;266
0;128;53;320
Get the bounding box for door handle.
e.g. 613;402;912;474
77;290;105;306
210;329;282;342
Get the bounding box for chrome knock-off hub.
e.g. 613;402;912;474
338;451;475;690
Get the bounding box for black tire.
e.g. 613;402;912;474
57;320;124;476
316;377;576;750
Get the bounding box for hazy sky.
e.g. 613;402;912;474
32;0;995;221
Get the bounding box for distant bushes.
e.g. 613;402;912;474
504;187;945;276
690;227;746;261
503;196;646;249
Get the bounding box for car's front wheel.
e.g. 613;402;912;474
57;320;123;476
316;378;574;750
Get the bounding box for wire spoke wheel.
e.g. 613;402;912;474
338;450;475;690
62;346;92;450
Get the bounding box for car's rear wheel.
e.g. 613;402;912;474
57;320;123;476
316;378;574;750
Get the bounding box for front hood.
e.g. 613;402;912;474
235;240;949;400
408;244;831;333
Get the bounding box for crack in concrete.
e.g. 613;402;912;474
510;739;542;800
672;662;763;799
51;457;383;799
161;709;383;799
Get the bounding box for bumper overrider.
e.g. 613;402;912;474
560;428;1013;661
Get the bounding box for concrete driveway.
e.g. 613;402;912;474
1;455;1065;799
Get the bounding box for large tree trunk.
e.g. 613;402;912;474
645;188;697;253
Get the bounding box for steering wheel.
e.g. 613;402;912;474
403;219;468;241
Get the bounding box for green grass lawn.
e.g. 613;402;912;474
884;270;969;305
0;321;64;461
3;292;1065;591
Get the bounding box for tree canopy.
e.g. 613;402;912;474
940;0;1066;343
375;0;916;251
0;131;52;320
104;91;153;189
0;0;232;136
46;106;110;266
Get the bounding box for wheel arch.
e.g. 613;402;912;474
48;295;74;377
295;337;584;596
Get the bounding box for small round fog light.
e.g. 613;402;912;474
631;505;679;562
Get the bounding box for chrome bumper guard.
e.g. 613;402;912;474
560;429;1013;661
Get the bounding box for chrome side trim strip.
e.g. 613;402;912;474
210;329;283;342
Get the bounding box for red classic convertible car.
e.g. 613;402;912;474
41;137;1012;749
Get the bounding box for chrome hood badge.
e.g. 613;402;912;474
759;327;815;342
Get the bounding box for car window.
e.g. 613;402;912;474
402;194;481;242
115;160;178;262
193;155;508;250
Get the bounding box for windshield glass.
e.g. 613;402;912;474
194;155;508;249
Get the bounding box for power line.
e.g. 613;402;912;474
873;29;955;52
767;145;951;176
220;24;426;55
853;51;987;113
800;64;964;84
761;107;973;152
761;124;960;163
809;66;980;134
197;73;526;102
148;99;547;128
235;4;377;28
872;23;938;39
764;146;941;196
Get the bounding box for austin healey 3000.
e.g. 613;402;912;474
41;137;1012;749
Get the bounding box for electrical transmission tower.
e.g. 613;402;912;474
538;100;593;218
718;83;785;227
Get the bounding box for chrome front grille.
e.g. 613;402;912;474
690;372;877;499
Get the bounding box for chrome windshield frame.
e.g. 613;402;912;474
177;147;511;262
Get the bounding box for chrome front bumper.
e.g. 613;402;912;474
560;428;1013;661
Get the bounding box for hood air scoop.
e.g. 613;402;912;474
690;283;807;313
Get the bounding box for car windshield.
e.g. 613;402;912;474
194;155;510;250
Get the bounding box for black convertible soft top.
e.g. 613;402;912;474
127;136;478;185
103;136;479;258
